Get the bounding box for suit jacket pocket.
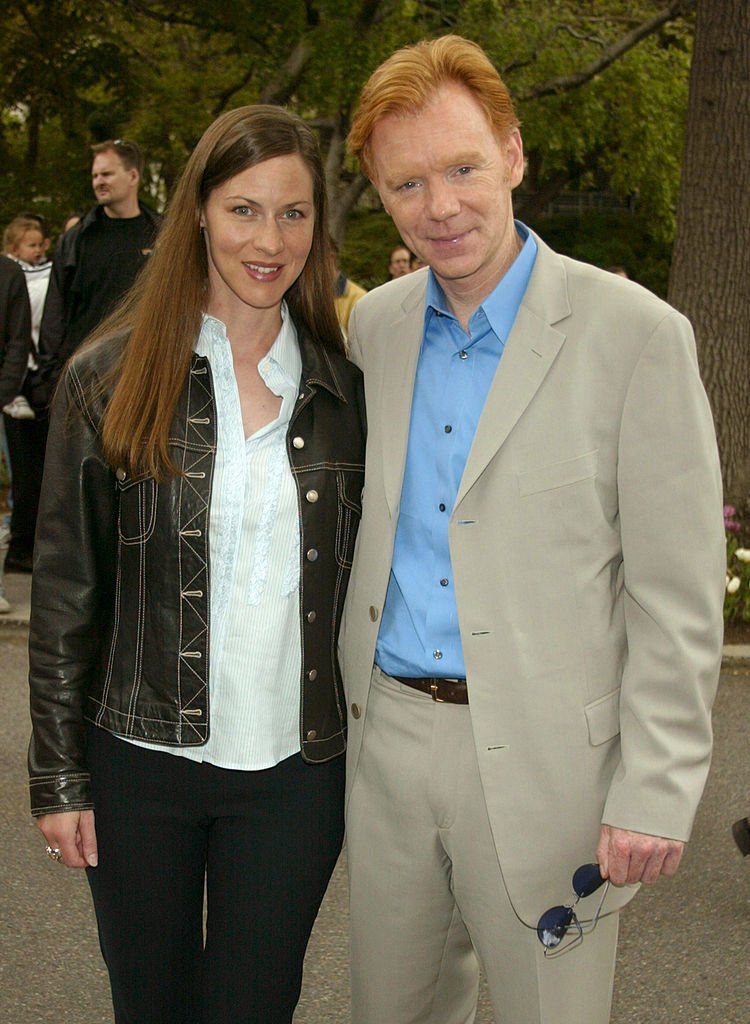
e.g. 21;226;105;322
518;449;598;496
584;687;621;746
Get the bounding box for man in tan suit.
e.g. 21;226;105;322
339;35;726;1024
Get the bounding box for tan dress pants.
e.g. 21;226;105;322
346;667;619;1024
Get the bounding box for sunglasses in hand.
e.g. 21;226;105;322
536;863;610;958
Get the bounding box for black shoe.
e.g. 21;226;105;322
4;552;32;573
732;817;750;857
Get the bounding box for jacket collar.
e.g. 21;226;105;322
297;328;349;403
78;200;161;234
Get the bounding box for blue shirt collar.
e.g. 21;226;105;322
425;220;537;342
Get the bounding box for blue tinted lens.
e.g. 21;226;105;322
536;906;574;947
572;863;605;899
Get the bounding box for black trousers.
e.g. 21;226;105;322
2;411;48;559
86;726;345;1024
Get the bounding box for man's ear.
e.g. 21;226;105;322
506;128;525;189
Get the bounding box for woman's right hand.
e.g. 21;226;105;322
36;810;98;869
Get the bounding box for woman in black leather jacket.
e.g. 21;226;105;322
28;105;365;1024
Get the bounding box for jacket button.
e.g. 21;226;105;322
307;610;317;623
306;730;317;741
351;703;361;719
307;669;318;681
292;436;305;449
305;489;319;503
116;468;127;481
306;549;319;562
369;606;379;622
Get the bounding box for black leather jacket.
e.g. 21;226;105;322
28;328;365;816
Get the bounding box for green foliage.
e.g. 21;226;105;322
528;211;672;297
340;206;673;296
0;0;695;255
338;211;409;291
463;1;692;243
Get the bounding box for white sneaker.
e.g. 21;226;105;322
0;594;11;614
2;395;35;419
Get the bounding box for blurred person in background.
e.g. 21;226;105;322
331;235;367;343
388;243;412;279
2;215;54;571
36;138;161;404
0;253;32;606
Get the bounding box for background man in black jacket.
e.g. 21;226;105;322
37;138;161;394
9;140;162;572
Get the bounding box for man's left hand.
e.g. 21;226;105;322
596;825;685;886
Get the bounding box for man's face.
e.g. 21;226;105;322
91;151;139;211
370;82;523;303
389;247;411;278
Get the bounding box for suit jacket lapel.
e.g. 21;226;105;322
378;277;427;516
455;236;571;508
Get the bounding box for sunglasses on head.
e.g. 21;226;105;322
536;863;610;958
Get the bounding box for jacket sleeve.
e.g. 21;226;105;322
35;240;69;402
601;309;725;840
28;361;118;816
0;263;32;409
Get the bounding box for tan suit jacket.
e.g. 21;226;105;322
340;234;725;925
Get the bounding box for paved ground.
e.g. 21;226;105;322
2;603;748;1022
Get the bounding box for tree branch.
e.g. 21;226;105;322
329;172;371;244
112;0;208;30
211;68;256;117
258;39;313;105
513;168;571;222
516;0;696;102
501;22;606;77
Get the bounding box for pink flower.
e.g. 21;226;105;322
724;505;742;534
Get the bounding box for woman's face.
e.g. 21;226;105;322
200;154;315;323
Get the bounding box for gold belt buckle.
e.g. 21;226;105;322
430;681;445;703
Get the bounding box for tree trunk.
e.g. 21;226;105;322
668;0;750;510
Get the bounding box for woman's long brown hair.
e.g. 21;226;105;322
92;105;344;480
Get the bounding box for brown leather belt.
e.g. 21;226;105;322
393;675;469;704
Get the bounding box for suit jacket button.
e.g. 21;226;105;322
305;489;319;503
351;703;361;720
307;610;317;623
292;436;305;449
369;606;379;622
307;669;318;681
116;468;127;481
306;549;319;562
306;730;317;741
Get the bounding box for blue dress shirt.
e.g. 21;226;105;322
375;222;537;678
